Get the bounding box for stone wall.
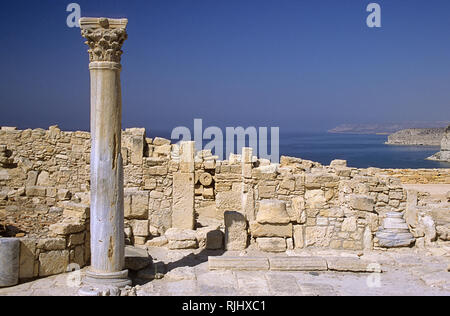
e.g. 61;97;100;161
1;126;449;277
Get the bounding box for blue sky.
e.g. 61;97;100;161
1;0;449;134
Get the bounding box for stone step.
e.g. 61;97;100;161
208;257;270;271
208;256;380;273
269;257;327;271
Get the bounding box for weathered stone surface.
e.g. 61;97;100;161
326;257;373;272
224;211;248;250
293;225;305;249
61;202;90;221
269;257;328;271
37;238;66;251
168;240;198;250
172;172;195;230
49;220;85;236
341;217;357;232
216;190;242;213
305;226;333;247
256;200;290;224
38;250;69;277
18;238;36;279
130;220;149;237
209;257;269;271
349;195;375;212
124;190;149;220
290;196;306;224
145;236;168;247
249;222;293;238
256;237;286;252
124;246;152;271
0;238;20;287
305;190;326;209
196;227;223;250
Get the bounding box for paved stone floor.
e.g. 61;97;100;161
0;247;449;296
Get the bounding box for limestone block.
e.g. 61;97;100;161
256;237;286;252
168;240;198;250
242;187;255;222
165;228;197;241
330;159;347;168
72;245;85;267
130;135;144;165
269;257;328;271
68;232;85;247
208;257;269;271
61;202;90;221
36;171;50;186
349;195;375;212
341;217;357;232
224;211;248;250
144;178;157;190
305;226;333;248
290;196;306;223
25;186;46;197
38;250;69;277
18;238;36;280
293;225;305;249
49;220;85;236
202;187;214;199
249;222;293;238
153;137;171;146
37;238;66;251
26;171;38;187
256;200;290;224
216;190;242;212
258;185;276;199
130;220;149;237
305;189;326;209
145;236;168;247
180;141;195;173
124;190;149;220
172;172;195;230
196;227;224;250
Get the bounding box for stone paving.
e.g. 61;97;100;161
0;247;449;296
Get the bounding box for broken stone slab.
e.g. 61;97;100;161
256;200;290;224
195;226;224;250
0;238;20;287
249;222;293;238
209;256;270;271
124;246;152;271
145;236;168;247
224;211;248;251
269;257;328;271
256;237;287;252
326;257;376;273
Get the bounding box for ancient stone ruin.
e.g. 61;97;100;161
0;17;449;295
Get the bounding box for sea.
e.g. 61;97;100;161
152;130;450;169
279;132;450;169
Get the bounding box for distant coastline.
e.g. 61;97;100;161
328;122;450;135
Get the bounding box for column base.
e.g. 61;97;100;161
84;268;132;288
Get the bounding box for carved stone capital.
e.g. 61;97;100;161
80;17;128;63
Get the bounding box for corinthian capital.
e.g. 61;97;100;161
80;17;128;63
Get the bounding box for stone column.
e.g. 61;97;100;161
80;17;131;288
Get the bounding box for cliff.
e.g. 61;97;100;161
385;128;445;146
427;125;450;162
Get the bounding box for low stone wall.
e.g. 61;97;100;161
1;126;449;274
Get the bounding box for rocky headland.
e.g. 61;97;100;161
385;128;445;146
427;126;450;162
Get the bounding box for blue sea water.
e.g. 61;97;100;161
279;132;450;169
